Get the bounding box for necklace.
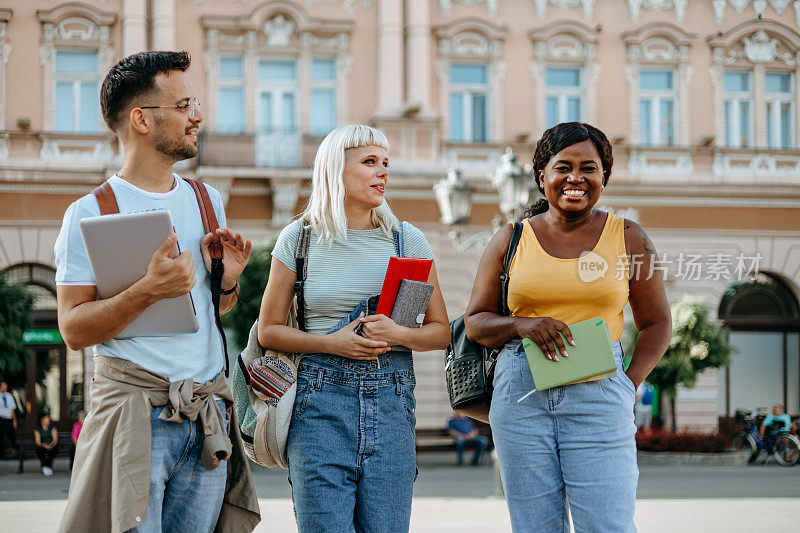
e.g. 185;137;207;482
117;169;176;191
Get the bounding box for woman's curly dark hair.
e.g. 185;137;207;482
522;122;614;218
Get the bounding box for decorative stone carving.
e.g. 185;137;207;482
724;29;796;65
712;151;800;179
628;150;695;176
770;0;792;14
628;0;688;23
300;0;375;15
729;0;749;13
534;0;595;20
438;0;499;16
543;34;588;60
639;38;680;62
300;32;349;51
56;17;99;41
439;32;501;58
39;140;114;162
263;14;295;48
713;0;727;23
0;138;8;160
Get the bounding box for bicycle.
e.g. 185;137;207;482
729;408;800;467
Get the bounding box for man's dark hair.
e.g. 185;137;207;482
100;50;191;133
522;122;614;218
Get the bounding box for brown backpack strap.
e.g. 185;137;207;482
92;181;120;215
184;178;222;259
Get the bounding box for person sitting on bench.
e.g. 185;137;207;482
447;412;489;466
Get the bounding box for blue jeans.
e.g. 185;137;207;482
287;352;417;532
454;435;489;465
130;400;228;533
490;339;638;533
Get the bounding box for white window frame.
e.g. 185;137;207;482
53;49;100;134
638;69;678;146
449;62;490;143
723;70;755;149
256;57;300;135
217;55;245;134
544;65;584;128
765;71;795;149
309;57;337;136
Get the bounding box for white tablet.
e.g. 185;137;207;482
79;209;199;339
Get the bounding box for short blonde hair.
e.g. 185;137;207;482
301;124;398;243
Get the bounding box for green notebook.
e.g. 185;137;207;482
522;317;617;391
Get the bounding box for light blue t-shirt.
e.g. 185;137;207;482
272;219;435;335
54;174;226;383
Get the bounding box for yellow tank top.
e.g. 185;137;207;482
507;212;629;341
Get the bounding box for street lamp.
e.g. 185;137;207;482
434;147;536;251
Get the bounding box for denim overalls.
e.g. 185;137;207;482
286;224;418;532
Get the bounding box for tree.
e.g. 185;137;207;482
0;274;34;389
222;240;276;351
626;294;734;432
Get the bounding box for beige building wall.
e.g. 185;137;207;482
0;0;799;430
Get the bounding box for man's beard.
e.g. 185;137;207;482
152;115;199;161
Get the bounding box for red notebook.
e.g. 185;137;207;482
375;257;433;316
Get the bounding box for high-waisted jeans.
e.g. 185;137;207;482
286;352;417;533
490;339;638;533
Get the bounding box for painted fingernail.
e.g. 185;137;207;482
570;340;575;346
562;350;568;357
553;355;560;362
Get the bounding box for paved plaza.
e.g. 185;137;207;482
2;453;799;531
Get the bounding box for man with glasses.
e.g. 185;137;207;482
55;51;259;532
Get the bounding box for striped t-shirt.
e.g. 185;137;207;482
272;219;435;335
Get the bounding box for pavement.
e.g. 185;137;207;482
2;452;800;531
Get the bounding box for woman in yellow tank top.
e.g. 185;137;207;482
465;122;671;532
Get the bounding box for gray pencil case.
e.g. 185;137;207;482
390;279;434;328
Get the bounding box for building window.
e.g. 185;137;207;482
723;71;753;148
54;50;99;133
310;58;336;136
638;70;677;146
449;63;488;143
217;56;244;133
545;67;582;128
765;72;794;149
257;58;298;135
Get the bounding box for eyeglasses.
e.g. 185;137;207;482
140;97;201;120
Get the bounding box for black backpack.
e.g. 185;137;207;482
445;222;523;423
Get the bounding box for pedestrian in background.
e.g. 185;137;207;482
0;381;20;461
68;410;84;471
447;411;489;466
34;413;58;476
465;122;671;532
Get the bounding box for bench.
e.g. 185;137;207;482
415;424;493;453
2;431;72;472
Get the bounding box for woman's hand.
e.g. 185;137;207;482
514;317;575;362
325;313;391;359
360;314;404;345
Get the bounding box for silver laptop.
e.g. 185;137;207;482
79;209;199;339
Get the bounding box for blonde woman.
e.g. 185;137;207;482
258;125;450;532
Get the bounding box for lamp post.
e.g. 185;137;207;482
434;147;537;251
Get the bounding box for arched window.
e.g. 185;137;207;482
1;262;57;310
434;17;507;144
717;272;800;418
529;20;599;136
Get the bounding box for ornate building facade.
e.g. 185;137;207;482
0;0;798;433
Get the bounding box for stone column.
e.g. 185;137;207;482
405;0;430;114
753;64;766;148
152;0;176;51
122;0;147;55
376;0;403;116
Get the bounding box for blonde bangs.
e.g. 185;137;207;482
301;125;398;244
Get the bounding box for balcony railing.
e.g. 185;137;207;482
198;129;323;169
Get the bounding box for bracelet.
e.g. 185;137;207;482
220;281;239;296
